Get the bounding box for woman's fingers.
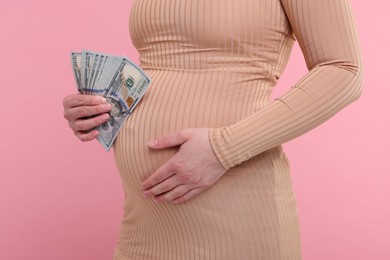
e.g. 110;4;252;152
153;185;192;203
142;162;176;190
148;129;191;149
63;93;113;142
172;187;204;204
70;113;110;132
143;175;183;198
64;103;112;121
142;158;204;200
142;128;227;204
63;93;106;108
149;184;205;204
75;130;100;142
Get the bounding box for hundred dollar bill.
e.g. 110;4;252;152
70;50;152;151
87;53;100;90
93;55;123;96
96;57;151;151
70;52;82;91
81;50;94;94
90;53;107;92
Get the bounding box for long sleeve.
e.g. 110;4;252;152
209;0;364;170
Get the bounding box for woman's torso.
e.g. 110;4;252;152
113;0;301;259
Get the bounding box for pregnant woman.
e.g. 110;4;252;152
63;0;363;259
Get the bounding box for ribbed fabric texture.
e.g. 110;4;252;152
113;0;363;259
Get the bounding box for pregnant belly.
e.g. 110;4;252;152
112;69;271;190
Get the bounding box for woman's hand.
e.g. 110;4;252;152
142;128;227;204
62;93;112;142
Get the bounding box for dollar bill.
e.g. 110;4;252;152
70;52;82;91
90;53;107;92
88;53;100;90
70;50;152;151
81;50;94;94
94;55;123;96
96;57;151;151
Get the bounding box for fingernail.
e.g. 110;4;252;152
104;103;111;109
148;140;157;147
99;97;106;104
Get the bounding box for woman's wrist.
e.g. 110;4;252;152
208;127;234;170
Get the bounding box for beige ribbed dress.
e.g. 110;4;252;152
113;0;363;259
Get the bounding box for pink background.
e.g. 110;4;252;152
0;0;388;259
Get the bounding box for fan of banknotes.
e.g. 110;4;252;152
70;50;152;151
